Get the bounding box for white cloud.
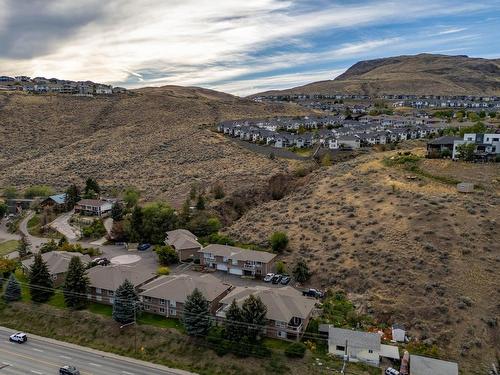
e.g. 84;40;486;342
434;27;468;35
0;0;494;94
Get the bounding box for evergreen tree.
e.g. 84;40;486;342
112;279;138;324
240;295;267;342
3;273;21;302
179;198;191;226
111;202;124;221
127;206;143;242
63;256;89;309
40;239;58;253
29;253;54;303
65;184;80;210
58;236;68;247
183;288;211;337
224;299;242;341
17;235;31;259
195;194;205;210
83;178;100;199
292;259;311;283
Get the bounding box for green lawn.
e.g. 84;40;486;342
0;240;19;256
47;289;66;308
263;338;293;351
138;312;184;331
88;302;112;317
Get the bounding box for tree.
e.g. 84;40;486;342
155;245;179;265
285;342;306;358
65;184;80;210
58;236;68;247
24;185;54;199
126;205;144;242
224;299;243;341
240;295;267;342
83;178;100;199
293;259;311;283
195;194;206;210
3;273;21;302
112;279;139;324
187;213;221;237
212;184;225;199
456;143;476;161
111;202;124;221
0;257;17;278
0;202;7;219
29;253;54;303
123;187;140;208
141;202;177;244
17;235;31;259
183;288;211;337
63;256;90;309
275;260;287;274
269;232;288;253
40;239;58;253
178;198;191;226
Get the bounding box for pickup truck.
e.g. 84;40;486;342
302;288;324;298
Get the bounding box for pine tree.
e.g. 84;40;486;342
128;206;143;242
195;194;205;210
241;294;267;342
63;256;89;309
83;178;101;199
17;235;30;259
29;253;54;303
224;299;242;341
111;202;124;221
112;279;138;324
183;288;211;337
292;259;311;283
4;273;21;302
65;184;80;210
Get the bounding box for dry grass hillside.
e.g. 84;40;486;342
254;54;500;96
224;149;500;373
0;87;308;205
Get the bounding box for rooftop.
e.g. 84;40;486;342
199;244;276;263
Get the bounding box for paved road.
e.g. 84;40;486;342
49;210;80;242
0;327;195;375
19;211;49;251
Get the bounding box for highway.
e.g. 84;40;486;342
0;327;194;375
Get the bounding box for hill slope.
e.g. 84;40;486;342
0;86;308;204
223;149;500;373
254;54;500;96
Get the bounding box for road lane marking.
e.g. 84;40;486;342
89;362;102;367
0;348;93;375
32;348;44;352
30;371;43;374
59;355;72;359
122;371;135;375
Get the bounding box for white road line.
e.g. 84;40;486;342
30;371;43;375
122;371;135;375
59;355;72;359
32;348;44;352
89;362;102;367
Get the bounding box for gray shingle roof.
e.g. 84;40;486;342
410;355;458;375
22;251;91;275
328;327;380;351
199;244;276;263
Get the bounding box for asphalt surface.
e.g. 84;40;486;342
0;327;193;375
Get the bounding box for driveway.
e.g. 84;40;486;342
19;211;49;251
0;218;20;243
49;210;80;241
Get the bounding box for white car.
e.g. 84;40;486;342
385;368;400;375
263;273;274;282
9;332;27;343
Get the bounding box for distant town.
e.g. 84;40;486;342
0;75;126;96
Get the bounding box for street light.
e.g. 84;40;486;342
119;301;139;353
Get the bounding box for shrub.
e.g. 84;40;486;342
275;260;286;274
155;245;179;266
204;233;235;246
24;185;54;199
157;266;170;275
81;219;107;239
285;342;306;358
270;232;288;253
212;184;225;199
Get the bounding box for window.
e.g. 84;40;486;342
95;288;101;294
144;296;151;302
109;298;114;304
336;345;345;352
144;304;151;310
108;291;114;297
159;299;165;305
493;138;499;142
170;300;176;307
169;309;177;316
368;350;373;354
159;308;165;313
96;296;102;302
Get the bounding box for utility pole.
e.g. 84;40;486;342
341;339;348;375
120;301;138;353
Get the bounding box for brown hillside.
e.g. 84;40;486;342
0;87;309;205
223;149;500;373
253;54;500;96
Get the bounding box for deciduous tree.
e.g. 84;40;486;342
269;232;288;253
293;259;311;283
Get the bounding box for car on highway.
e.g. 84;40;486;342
272;274;282;284
280;274;291;285
137;243;151;251
59;365;80;375
302;288;324;298
263;273;274;282
9;332;27;343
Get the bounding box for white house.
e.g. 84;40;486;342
391;324;406;342
452;133;500;160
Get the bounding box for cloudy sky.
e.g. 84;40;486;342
1;0;499;96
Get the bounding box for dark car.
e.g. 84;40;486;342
137;243;151;251
280;275;291;285
302;288;324;298
272;274;282;284
59;365;80;375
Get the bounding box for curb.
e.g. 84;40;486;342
0;326;197;375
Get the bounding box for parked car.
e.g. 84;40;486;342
9;332;27;343
302;288;324;298
280;275;291;285
59;365;80;375
263;273;274;282
97;258;110;266
272;274;282;284
137;243;151;251
385;368;399;375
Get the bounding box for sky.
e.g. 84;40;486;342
0;0;499;96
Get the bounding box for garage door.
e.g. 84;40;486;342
216;263;228;271
229;268;243;276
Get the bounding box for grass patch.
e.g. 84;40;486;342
27;212;62;238
0;240;19;256
88;302;112;317
319;291;373;329
288;147;313;157
263;338;293;351
138;312;184;331
47;289;66;309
